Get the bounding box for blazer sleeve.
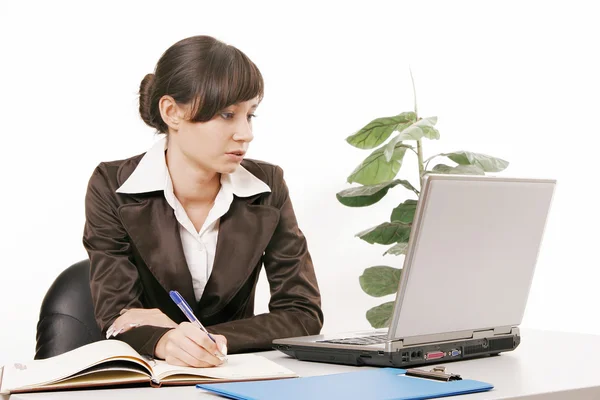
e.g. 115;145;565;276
207;166;324;353
83;164;170;356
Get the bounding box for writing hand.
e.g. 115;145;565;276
154;322;228;367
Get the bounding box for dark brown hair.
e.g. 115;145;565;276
139;35;264;133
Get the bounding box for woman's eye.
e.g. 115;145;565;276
220;112;256;121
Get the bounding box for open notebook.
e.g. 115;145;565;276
0;340;296;394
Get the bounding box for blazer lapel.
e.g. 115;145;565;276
198;195;280;318
118;194;196;306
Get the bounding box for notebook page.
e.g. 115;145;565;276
11;369;151;393
153;354;297;382
0;340;149;393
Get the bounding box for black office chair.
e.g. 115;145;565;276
35;259;102;359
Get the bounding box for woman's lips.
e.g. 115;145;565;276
225;152;245;162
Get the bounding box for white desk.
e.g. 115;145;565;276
3;329;600;399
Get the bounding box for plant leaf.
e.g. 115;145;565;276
390;199;418;223
366;301;395;328
384;242;409;256
347;143;411;185
440;151;509;172
336;180;419;207
346;112;416;150
384;117;440;161
357;221;412;245
431;164;486;175
359;266;402;297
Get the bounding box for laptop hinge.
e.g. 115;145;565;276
389;326;519;351
474;325;513;337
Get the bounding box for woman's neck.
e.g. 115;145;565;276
165;148;221;207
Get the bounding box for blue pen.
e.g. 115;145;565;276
169;290;227;360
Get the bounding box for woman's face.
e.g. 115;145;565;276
170;97;259;174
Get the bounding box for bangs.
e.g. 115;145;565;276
188;45;264;122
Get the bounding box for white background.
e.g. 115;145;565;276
0;0;598;365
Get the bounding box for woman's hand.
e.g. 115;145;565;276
154;322;228;367
106;308;178;338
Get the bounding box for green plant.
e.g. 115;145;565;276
336;73;509;328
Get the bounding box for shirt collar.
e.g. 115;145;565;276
116;136;271;197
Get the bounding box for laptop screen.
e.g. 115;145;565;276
388;175;555;340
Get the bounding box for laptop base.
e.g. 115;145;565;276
273;333;520;368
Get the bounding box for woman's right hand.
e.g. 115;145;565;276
154;322;228;367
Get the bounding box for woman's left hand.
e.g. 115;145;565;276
106;308;178;338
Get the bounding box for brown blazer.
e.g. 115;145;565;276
82;154;323;356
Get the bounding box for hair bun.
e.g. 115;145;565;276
139;73;157;129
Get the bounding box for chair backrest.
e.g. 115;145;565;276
35;259;102;359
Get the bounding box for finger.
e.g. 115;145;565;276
106;324;115;339
112;310;152;331
213;335;228;356
177;323;224;363
164;354;187;367
179;323;220;355
178;335;223;366
165;340;216;367
110;315;140;336
113;323;141;337
119;309;178;329
169;327;223;366
110;309;178;338
106;314;131;338
110;314;130;332
167;326;222;365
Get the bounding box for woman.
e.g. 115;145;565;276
83;35;323;368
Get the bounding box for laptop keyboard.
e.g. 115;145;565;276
317;334;389;346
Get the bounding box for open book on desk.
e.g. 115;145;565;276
0;340;296;394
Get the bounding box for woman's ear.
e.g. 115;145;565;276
158;95;186;132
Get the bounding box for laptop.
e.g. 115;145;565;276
273;174;556;367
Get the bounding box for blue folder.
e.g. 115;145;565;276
196;368;493;400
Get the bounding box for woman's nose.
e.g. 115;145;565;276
233;119;254;142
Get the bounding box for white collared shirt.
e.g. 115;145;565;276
116;136;271;301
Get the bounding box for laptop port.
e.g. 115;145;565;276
450;349;461;357
425;351;445;360
410;351;422;359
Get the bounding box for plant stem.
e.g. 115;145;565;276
417;139;424;189
410;67;417;118
423;154;440;172
410;68;424;191
424;157;432;172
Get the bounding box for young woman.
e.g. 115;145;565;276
83;35;323;368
